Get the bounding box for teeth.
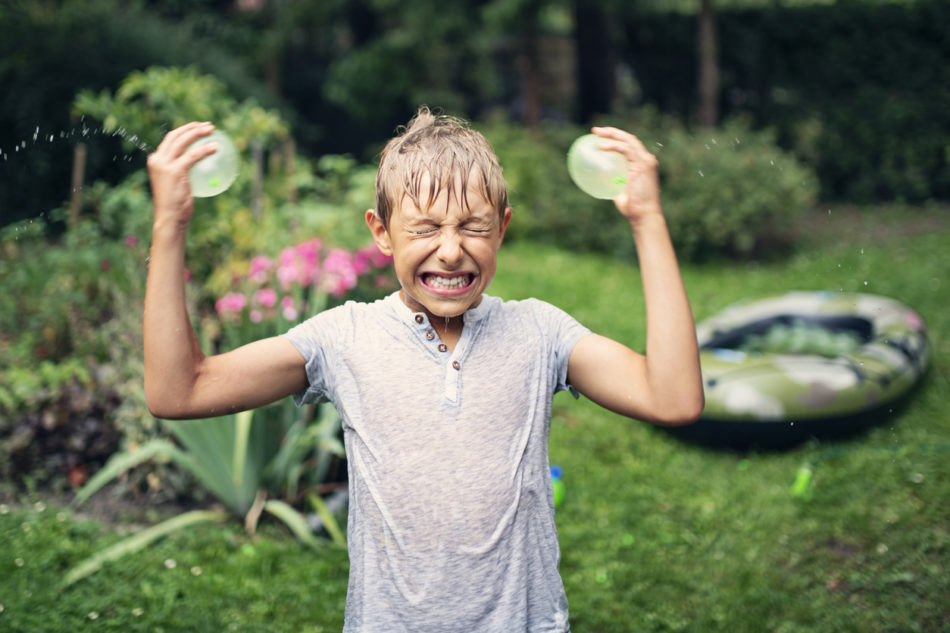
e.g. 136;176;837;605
426;274;470;290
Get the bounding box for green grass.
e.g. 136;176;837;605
2;204;949;632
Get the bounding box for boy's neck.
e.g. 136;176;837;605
397;289;467;351
434;315;463;351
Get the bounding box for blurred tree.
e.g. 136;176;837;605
0;0;276;229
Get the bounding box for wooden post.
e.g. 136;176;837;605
698;0;720;128
68;142;87;228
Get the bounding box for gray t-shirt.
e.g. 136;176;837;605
283;292;591;633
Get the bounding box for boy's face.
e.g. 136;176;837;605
366;175;512;321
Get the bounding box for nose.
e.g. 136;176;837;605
436;228;464;267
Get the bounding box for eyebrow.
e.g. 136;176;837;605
403;192;495;223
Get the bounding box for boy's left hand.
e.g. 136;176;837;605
590;126;662;224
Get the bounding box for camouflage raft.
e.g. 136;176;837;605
666;291;930;449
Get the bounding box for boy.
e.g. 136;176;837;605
144;107;703;632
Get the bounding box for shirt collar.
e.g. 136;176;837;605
385;291;497;325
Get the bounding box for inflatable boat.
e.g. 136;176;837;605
665;291;930;449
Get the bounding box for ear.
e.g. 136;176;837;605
497;206;513;245
365;209;393;255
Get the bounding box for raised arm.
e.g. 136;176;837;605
567;127;704;426
144;122;307;419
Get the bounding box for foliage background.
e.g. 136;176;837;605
2;0;948;228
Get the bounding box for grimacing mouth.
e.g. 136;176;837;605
421;272;477;290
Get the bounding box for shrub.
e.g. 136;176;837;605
480;116;638;260
650;115;819;261
481;110;818;262
0;216;145;492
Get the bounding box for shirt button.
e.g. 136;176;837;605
414;315;424;324
425;330;435;340
438;344;448;352
452;360;461;370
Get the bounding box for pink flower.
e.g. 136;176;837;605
125;235;139;248
249;309;263;323
320;248;358;297
296;239;322;268
277;241;321;290
248;256;274;284
353;249;373;276
368;244;393;268
281;295;298;321
216;292;247;316
253;288;278;308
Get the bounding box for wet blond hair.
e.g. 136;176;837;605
375;106;509;229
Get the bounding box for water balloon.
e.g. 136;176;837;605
567;134;628;200
188;130;239;197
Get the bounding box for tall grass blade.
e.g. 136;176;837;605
263;499;322;549
61;509;229;587
233;409;254;489
73;439;193;507
308;493;347;548
167;417;258;513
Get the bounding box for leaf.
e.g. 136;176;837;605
61;509;229;587
73;439;194;507
166;417;261;514
263;499;323;550
308;493;347;548
233;408;254;489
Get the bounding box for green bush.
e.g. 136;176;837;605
650;116;819;261
481;116;644;261
625;1;950;202
0;216;145;493
481;110;818;262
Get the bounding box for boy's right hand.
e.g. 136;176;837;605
146;122;218;231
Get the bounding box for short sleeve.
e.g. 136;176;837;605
281;303;352;406
523;299;592;396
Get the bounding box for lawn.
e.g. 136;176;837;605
2;204;948;632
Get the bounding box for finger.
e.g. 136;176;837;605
156;121;215;157
590;126;655;164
